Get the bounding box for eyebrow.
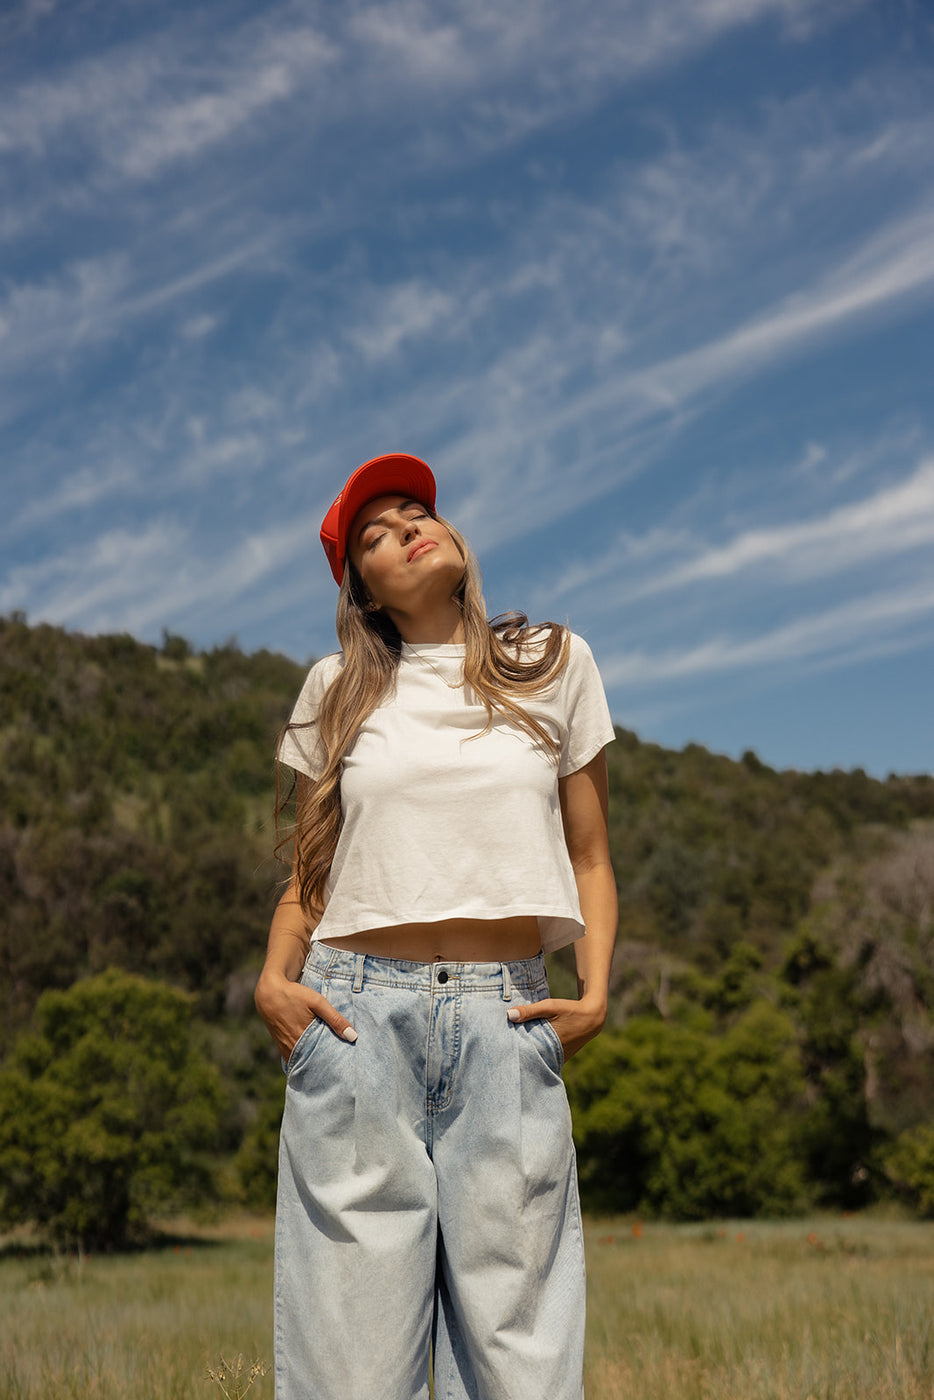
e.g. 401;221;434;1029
355;499;425;543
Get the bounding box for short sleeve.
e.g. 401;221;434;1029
559;634;616;777
277;653;343;779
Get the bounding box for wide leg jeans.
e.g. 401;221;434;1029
274;943;586;1400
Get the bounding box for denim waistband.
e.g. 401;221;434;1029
307;941;549;998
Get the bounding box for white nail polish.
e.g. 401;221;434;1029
507;1008;521;1023
342;1026;358;1043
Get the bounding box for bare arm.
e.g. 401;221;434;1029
254;778;357;1059
508;749;618;1059
562;748;617;1025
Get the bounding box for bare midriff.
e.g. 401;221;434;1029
323;915;542;964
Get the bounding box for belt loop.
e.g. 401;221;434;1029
352;954;365;993
500;962;513;1002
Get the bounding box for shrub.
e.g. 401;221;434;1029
883;1122;934;1217
0;969;224;1248
566;1001;808;1218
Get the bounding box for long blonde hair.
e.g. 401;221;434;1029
276;511;570;919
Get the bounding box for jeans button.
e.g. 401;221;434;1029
437;969;448;984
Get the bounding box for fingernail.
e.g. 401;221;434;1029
342;1026;358;1043
507;1008;521;1023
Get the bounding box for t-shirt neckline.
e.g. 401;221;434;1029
401;642;466;659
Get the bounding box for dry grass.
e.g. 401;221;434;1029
0;1216;276;1400
1;1212;932;1398
584;1215;934;1399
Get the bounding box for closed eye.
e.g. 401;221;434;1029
357;501;431;549
367;512;427;546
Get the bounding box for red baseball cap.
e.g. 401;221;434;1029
320;453;437;584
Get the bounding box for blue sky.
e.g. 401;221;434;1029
2;0;932;777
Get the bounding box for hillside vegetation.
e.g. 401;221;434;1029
1;614;933;1238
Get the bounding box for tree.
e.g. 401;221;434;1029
235;1079;286;1209
0;969;224;1248
565;1002;809;1218
780;922;881;1206
884;1123;934;1217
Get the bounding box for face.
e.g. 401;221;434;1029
347;494;464;615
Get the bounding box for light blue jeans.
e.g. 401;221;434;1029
275;943;586;1400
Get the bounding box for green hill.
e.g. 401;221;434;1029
0;615;303;1040
2;614;933;1221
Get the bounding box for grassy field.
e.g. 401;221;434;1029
1;1213;932;1399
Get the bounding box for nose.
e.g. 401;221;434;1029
400;517;420;544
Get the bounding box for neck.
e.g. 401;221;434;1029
387;599;465;645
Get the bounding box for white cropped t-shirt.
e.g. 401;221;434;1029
277;631;616;952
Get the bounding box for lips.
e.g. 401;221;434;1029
407;540;438;562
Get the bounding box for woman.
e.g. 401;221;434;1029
255;452;617;1400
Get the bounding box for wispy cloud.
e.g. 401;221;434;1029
579;203;934;426
346;281;458;360
0;522;183;627
600;575;934;687
0;229;284;391
15;461;141;528
0;12;334;175
634;457;934;596
0;509;331;638
527;418;931;618
0;0;855;203
115;23;335;179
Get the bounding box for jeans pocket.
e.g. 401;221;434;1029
281;963;330;1075
284;1014;327;1076
523;1015;565;1075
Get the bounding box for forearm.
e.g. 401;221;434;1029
509;857;616;1059
255;878;356;1054
571;859;618;1014
258;878;315;988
